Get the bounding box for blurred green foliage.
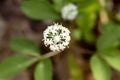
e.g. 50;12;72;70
0;0;120;80
69;54;83;80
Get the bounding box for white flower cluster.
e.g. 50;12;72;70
43;23;71;52
61;3;78;20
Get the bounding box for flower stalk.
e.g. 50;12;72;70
39;51;61;60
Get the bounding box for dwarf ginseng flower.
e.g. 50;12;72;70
61;3;78;20
43;23;71;52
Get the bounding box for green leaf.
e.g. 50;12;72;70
97;32;119;51
100;49;120;71
78;0;101;13
53;0;64;12
97;22;120;51
0;55;36;78
10;37;40;56
103;22;120;39
90;55;111;80
34;59;52;80
21;0;60;20
102;22;120;32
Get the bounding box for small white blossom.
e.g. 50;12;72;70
61;3;78;20
43;23;71;52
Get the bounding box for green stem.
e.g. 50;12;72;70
39;51;61;60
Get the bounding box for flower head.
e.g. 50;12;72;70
43;23;71;52
61;3;78;20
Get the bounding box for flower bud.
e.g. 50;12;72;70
61;3;78;20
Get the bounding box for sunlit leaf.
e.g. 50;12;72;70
100;49;120;71
90;55;111;80
78;0;101;13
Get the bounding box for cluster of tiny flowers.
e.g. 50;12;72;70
43;23;71;52
61;3;78;20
